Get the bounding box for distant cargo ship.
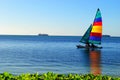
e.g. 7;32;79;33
38;33;48;36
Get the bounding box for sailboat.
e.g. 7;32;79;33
77;8;102;48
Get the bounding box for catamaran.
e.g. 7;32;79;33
77;8;102;48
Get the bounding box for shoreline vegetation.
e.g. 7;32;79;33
0;72;120;80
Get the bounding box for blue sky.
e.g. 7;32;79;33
0;0;120;36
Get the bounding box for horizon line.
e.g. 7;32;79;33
0;34;118;37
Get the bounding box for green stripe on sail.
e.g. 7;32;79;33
94;9;101;19
95;12;101;18
89;40;101;44
80;24;92;44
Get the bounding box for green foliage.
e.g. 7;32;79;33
0;72;119;80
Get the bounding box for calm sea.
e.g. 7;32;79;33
0;35;120;76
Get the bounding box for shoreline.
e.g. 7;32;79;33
0;72;120;80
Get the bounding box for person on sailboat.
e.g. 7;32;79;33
85;42;90;48
91;43;97;48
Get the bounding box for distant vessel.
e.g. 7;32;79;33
38;33;48;36
77;8;102;49
102;35;110;37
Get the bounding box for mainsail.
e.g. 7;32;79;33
89;8;102;44
80;24;92;44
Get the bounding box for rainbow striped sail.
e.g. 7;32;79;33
89;9;102;44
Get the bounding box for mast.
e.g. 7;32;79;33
89;8;102;44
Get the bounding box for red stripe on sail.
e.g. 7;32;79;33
93;22;102;26
90;33;102;37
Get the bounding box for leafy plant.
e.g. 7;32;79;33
0;72;119;80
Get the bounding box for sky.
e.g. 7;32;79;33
0;0;120;36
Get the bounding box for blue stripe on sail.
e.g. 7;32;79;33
94;18;102;22
89;36;101;41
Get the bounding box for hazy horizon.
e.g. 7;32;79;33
0;34;116;37
0;0;120;36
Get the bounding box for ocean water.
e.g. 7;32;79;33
0;35;120;76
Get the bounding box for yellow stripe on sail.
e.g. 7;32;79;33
92;26;102;30
91;26;102;33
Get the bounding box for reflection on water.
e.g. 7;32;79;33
82;49;101;75
89;50;101;75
